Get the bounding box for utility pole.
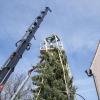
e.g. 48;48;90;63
0;7;51;95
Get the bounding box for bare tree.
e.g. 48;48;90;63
1;73;33;100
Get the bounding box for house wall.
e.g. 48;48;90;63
90;42;100;98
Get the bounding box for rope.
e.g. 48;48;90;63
55;35;70;99
35;39;47;100
36;78;44;100
36;34;71;99
36;38;50;100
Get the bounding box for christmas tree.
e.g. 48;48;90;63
32;34;76;100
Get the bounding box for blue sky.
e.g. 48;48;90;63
0;0;100;99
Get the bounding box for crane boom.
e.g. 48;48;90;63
0;7;51;91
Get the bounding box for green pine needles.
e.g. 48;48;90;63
32;35;76;100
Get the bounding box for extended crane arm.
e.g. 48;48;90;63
0;7;51;92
